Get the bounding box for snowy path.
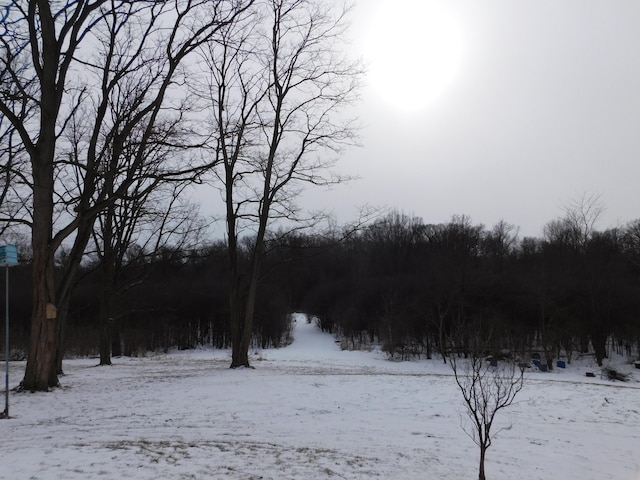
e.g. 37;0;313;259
2;315;640;480
268;313;342;358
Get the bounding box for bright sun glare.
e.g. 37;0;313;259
365;0;464;112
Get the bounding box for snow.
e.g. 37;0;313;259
2;313;640;479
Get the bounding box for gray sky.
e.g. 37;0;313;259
301;0;640;237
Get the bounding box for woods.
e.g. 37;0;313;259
3;210;640;368
301;211;640;367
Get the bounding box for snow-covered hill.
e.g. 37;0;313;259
2;314;639;479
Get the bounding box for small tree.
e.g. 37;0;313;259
450;332;525;480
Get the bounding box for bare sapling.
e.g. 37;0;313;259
450;333;525;480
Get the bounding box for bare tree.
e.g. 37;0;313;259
199;0;363;368
0;0;254;391
450;331;525;480
545;193;604;251
481;220;519;260
545;194;612;366
91;178;208;365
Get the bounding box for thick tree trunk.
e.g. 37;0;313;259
20;0;62;392
22;298;58;390
230;267;257;368
22;167;58;391
229;254;247;367
230;314;247;367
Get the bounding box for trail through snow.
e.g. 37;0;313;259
2;314;640;479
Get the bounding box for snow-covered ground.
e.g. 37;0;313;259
2;314;640;479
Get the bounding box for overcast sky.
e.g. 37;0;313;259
298;0;640;237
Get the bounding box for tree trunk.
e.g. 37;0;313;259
438;315;447;364
229;293;245;367
478;445;487;480
230;220;266;368
237;264;260;368
99;203;116;366
22;165;58;391
99;274;114;365
226;156;247;368
54;221;95;374
20;0;62;392
593;329;606;367
231;248;262;368
228;243;247;367
54;300;71;375
22;296;58;390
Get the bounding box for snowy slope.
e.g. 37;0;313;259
1;314;639;479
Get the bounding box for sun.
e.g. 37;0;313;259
365;0;464;112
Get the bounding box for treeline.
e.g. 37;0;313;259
298;212;640;368
3;243;294;359
4;210;640;367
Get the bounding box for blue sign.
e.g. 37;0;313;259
0;245;18;266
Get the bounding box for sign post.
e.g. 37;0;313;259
0;245;18;419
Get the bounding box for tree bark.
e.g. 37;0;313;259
229;273;246;367
22;158;58;390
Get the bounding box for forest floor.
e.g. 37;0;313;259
2;315;640;479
